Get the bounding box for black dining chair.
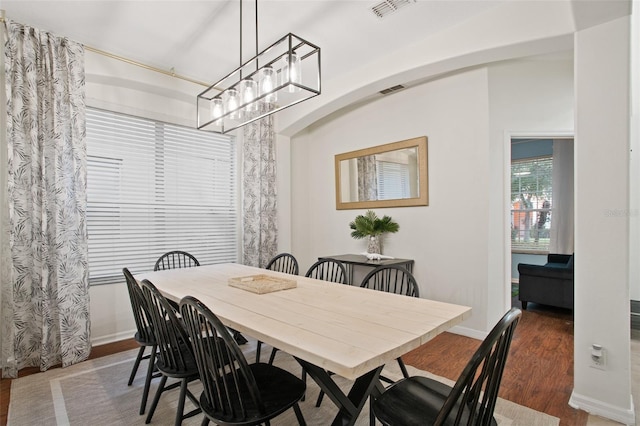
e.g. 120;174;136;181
372;308;522;426
154;250;247;345
139;279;202;426
361;265;419;380
180;295;307;426
360;264;420;298
256;252;300;363
305;258;348;284
265;252;299;275
154;250;200;271
315;264;420;408
123;268;158;415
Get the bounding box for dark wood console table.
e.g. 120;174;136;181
318;254;414;285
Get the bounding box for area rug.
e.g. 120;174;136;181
8;342;559;425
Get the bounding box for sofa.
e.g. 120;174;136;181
517;253;574;311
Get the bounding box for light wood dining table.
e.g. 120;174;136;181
136;263;472;426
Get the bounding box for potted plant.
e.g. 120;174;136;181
349;210;399;254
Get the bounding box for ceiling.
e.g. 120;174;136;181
1;0;504;88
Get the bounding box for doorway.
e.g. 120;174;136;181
509;136;574;311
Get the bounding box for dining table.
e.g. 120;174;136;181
135;262;472;426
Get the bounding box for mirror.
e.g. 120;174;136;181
335;136;428;210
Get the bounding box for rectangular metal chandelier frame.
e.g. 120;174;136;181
197;32;321;134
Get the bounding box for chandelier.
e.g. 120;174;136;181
197;0;321;134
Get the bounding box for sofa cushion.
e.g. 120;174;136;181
566;254;574;269
544;262;569;269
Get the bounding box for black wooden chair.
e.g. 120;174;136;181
316;265;420;406
360;264;420;298
265;252;299;275
123;268;158;415
154;250;248;345
180;295;306;426
139;279;202;426
360;265;419;382
305;258;348;284
256;252;300;363
154;250;200;271
372;308;522;426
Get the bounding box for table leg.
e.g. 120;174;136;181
296;358;384;426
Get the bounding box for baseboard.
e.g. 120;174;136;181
91;329;136;347
569;391;635;425
448;325;488;341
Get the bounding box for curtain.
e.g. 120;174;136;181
357;155;378;201
1;21;90;378
242;108;278;268
549;139;574;254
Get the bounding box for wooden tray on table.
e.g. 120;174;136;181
228;274;297;294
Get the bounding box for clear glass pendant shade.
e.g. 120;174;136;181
224;88;239;118
240;78;258;112
282;52;301;93
259;66;277;103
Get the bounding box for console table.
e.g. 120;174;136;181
318;254;414;285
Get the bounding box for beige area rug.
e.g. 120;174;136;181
9;341;559;426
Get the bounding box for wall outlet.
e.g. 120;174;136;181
590;344;606;370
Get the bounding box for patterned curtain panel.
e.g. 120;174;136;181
357;155;378;201
1;21;90;378
242;108;278;268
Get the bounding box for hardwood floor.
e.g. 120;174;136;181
404;304;587;426
0;305;584;426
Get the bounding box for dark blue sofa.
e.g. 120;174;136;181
517;253;574;311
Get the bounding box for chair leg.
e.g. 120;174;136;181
145;375;167;424
268;348;279;364
175;379;188;426
256;341;262;363
315;390;325;407
201;418;210;426
397;357;409;379
140;346;157;415
129;346;146;386
293;403;306;426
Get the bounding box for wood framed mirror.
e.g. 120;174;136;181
335;136;428;210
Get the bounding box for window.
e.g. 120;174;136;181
511;156;552;252
86;108;238;285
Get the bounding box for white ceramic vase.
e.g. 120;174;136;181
367;235;382;254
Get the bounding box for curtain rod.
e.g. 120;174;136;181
0;9;209;88
83;45;209;87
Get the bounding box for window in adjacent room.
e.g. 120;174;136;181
511;155;553;252
86;108;238;285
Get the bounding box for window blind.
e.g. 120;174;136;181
86;108;238;285
377;160;410;200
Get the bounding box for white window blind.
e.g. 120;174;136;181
376;160;410;200
86;108;238;285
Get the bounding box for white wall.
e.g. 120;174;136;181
569;16;634;424
630;3;640;302
85;50;206;345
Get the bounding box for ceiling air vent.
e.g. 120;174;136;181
370;0;416;19
379;85;405;95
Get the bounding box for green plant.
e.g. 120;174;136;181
349;210;399;239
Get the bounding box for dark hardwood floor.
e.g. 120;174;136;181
404;303;587;426
0;304;585;426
